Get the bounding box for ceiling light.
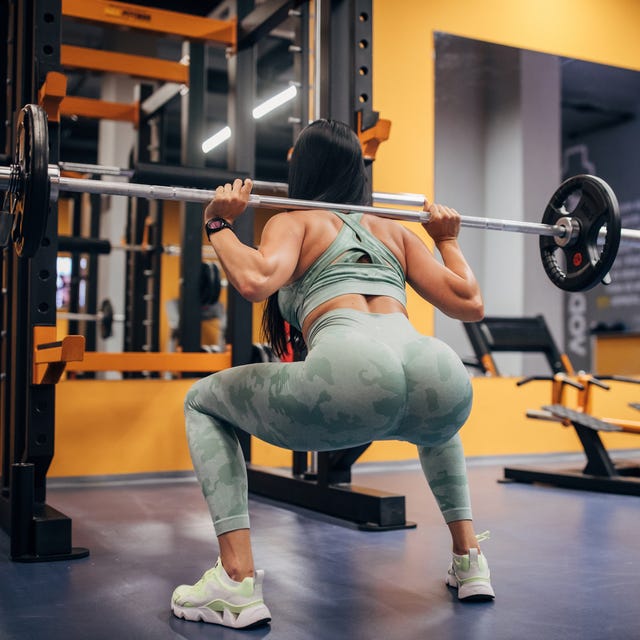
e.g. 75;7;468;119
201;126;232;153
252;85;297;119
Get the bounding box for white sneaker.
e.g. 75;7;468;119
171;558;272;629
445;531;495;601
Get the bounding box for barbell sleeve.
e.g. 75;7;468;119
1;165;13;186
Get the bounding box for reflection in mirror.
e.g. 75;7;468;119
433;33;640;375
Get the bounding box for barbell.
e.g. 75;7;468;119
57;298;121;340
56;263;221;340
2;104;640;291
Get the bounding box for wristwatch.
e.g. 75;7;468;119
205;217;234;238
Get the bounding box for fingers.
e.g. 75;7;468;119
206;179;252;224
219;178;252;193
422;202;461;242
426;203;460;222
422;198;458;221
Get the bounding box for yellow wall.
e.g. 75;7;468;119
50;0;640;477
373;0;640;333
595;334;640;376
50;375;640;476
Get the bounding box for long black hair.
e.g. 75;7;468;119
262;119;372;358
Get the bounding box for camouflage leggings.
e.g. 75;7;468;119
184;310;474;536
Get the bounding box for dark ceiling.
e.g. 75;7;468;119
561;57;640;142
57;6;640;184
435;33;640;150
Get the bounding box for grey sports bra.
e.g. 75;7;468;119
278;211;407;331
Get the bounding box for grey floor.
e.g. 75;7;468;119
1;455;639;640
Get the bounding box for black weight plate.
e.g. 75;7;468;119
11;104;50;258
100;298;114;340
199;262;221;306
539;174;621;292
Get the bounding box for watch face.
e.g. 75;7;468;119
207;218;225;230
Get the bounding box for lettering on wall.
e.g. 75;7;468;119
562;145;594;372
566;292;590;371
562;102;640;372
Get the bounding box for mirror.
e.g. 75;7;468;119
433;33;640;374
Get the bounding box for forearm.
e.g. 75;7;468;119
434;239;484;318
435;239;479;292
202;180;302;301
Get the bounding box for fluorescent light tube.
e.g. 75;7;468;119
201;126;232;153
252;85;297;119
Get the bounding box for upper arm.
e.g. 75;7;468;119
252;213;306;294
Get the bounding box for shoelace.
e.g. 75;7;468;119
475;530;490;543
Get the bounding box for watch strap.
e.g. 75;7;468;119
205;217;234;237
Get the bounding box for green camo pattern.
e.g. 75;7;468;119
185;311;473;535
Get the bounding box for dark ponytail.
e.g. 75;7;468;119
261;120;371;358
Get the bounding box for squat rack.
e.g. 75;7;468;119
0;0;414;563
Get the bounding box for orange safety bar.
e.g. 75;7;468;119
38;71;68;123
565;373;640;433
598;418;640;434
62;0;237;47
357;112;391;162
480;353;498;376
33;326;86;385
61;45;189;85
60;96;140;126
286;114;392;165
550;373;571;405
66;350;232;373
59;171;90;179
560;353;575;376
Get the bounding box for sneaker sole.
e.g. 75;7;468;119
171;602;272;629
446;574;495;601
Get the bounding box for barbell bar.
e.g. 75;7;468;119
54;160;624;236
0;162;589;237
5;163;640;247
3;104;640;291
56;298;122;340
60;159;578;224
53;171;640;244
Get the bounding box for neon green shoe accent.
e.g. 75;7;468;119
171;558;272;629
446;531;495;601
